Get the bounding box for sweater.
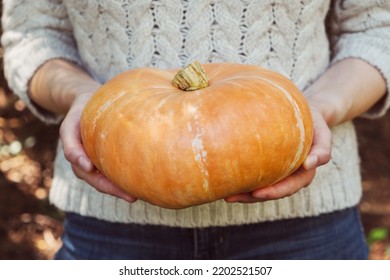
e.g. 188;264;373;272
2;0;390;227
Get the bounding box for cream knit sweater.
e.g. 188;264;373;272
2;0;390;227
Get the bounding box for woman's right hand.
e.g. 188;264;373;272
29;59;137;203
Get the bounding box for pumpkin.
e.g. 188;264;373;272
80;61;313;209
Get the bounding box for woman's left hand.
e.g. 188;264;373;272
225;57;388;204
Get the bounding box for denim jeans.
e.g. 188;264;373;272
55;206;368;260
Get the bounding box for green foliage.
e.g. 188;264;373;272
367;227;389;245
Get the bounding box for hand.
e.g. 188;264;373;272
225;57;388;204
60;91;137;203
29;59;137;203
224;103;332;203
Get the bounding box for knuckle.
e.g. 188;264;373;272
71;165;83;179
319;149;332;164
63;148;77;163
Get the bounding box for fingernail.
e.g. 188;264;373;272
124;196;137;203
78;156;93;172
225;195;246;203
225;197;238;203
123;194;137;203
252;191;268;200
304;155;318;171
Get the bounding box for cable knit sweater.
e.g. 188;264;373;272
2;0;390;227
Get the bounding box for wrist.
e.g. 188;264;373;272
29;59;100;114
304;58;386;127
307;91;348;128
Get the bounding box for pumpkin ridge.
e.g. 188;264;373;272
251;75;308;174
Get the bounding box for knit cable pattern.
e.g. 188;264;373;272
63;0;331;90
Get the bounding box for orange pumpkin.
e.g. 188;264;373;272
80;62;313;209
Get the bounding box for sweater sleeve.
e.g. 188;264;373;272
327;0;390;118
1;0;81;124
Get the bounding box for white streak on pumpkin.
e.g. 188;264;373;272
189;109;210;194
99;131;107;140
187;123;193;132
91;91;126;133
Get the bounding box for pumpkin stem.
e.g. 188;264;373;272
172;61;209;91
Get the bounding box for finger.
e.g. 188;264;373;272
72;165;137;203
224;193;258;203
304;111;332;170
252;167;316;201
226;167;315;203
60;110;94;173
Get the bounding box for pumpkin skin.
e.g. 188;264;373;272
80;63;313;209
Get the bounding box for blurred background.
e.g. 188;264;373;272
0;2;389;260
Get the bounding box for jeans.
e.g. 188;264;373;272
55;206;368;260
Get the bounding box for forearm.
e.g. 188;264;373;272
29;59;101;114
305;58;387;127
